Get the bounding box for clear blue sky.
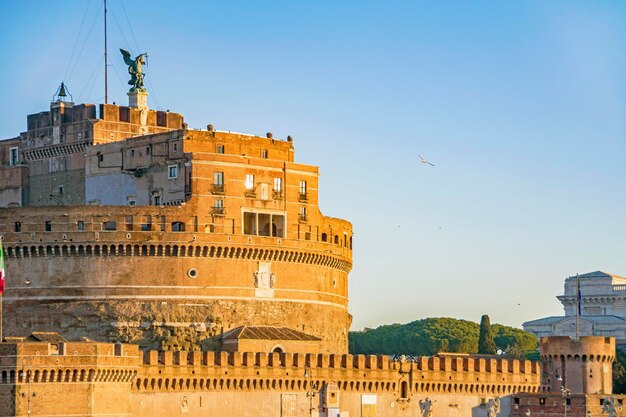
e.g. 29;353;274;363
1;1;626;331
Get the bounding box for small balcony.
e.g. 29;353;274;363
298;213;308;222
211;184;225;195
273;190;283;200
244;189;256;198
298;192;308;202
211;206;225;216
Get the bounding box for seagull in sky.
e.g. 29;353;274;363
418;154;435;166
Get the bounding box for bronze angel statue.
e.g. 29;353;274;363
120;49;148;91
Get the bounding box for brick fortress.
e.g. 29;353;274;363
0;87;624;416
0;87;352;353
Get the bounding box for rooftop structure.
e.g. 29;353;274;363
524;271;626;344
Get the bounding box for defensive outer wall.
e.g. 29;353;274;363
0;340;541;417
0;204;352;353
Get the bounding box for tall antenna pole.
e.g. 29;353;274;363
575;273;580;341
104;0;108;104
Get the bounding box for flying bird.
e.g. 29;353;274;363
418;154;435;166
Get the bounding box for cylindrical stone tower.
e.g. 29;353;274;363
540;336;615;395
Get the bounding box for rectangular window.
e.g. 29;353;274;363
156;111;167;127
299;206;307;222
216;144;224;154
299;180;308;201
243;212;256;235
103;221;117;231
171;221;185;232
45;221;52;232
168;165;178;179
243;211;285;237
274;178;282;192
258;213;271;236
245;174;255;190
153;193;162;206
130;149;135;157
146;146;151;155
119;107;130;122
14;222;21;232
77;221;85;231
212;199;224;215
97;153;103;163
141;215;152;231
261;149;268;159
9;147;18;166
213;172;224;194
125;215;133;231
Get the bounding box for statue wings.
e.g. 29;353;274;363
120;49;134;66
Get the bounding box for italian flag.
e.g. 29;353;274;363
0;241;4;294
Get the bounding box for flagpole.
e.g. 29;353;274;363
575;273;580;341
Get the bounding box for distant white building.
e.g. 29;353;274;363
523;271;626;345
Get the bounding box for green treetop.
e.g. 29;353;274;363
478;314;497;354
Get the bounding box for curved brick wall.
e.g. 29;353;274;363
540;336;615;395
0;205;352;353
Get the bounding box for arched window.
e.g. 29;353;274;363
400;381;409;399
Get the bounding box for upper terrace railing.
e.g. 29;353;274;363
561;285;626;295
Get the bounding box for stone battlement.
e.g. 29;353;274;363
0;341;540;395
133;350;541;396
0;342;140;386
540;336;615;361
141;349;539;374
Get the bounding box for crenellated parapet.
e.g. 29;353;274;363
0;342;140;385
133;350;541;396
0;341;544;417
